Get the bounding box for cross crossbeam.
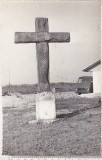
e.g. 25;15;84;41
15;32;70;43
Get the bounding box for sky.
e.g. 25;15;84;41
0;0;101;85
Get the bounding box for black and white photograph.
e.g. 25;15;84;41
0;0;101;157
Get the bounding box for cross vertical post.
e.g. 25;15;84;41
35;18;50;92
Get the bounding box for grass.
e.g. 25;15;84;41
3;93;101;156
2;83;78;95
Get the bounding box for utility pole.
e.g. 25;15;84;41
8;54;10;96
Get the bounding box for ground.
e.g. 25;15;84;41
2;92;101;156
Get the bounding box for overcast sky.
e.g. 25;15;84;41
0;1;101;85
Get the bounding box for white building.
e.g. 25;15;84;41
83;60;101;93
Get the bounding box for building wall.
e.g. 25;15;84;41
93;71;101;93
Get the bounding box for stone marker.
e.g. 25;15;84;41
15;17;70;121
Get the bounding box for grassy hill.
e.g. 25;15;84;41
2;82;78;95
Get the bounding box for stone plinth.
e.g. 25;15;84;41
36;91;56;121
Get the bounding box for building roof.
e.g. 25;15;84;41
83;60;101;72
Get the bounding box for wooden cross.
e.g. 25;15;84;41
15;17;70;92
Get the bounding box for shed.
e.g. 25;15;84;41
83;60;101;93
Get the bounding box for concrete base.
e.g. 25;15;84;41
36;91;56;121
